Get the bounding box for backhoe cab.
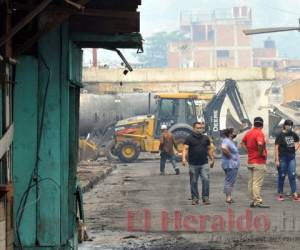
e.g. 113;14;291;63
110;79;251;163
112;93;210;162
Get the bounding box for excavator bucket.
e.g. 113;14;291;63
225;110;245;132
79;139;100;161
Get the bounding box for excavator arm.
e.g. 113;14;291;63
203;79;251;154
225;80;252;132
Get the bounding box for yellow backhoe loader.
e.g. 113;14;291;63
109;79;252;163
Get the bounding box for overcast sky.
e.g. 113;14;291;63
84;0;300;65
139;0;300;57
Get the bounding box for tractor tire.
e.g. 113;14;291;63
172;130;191;162
117;140;140;163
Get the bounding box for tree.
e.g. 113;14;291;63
136;31;186;68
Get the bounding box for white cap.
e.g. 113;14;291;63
197;116;205;123
161;124;168;130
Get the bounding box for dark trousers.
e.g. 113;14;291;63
160;152;177;173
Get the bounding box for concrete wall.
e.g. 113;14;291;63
83;67;275;84
276;71;300;82
283;79;300;103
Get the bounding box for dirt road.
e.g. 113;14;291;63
79;156;300;249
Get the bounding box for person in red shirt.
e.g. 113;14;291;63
241;117;269;208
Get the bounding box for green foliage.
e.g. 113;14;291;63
136;31;185;68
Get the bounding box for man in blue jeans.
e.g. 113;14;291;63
182;121;215;205
275;119;300;201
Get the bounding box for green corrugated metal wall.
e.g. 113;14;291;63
13;23;82;249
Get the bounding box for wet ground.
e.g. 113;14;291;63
79;155;300;250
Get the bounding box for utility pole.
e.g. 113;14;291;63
92;48;97;67
243;19;300;35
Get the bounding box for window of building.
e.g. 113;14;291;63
193;24;205;41
194;31;206;41
207;30;214;40
192;24;215;41
216;50;230;58
207;25;214;40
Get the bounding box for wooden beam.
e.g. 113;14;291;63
44;6;140;19
86;0;141;11
0;124;14;160
69;15;140;34
64;0;84;10
13;0;142;56
5;5;12;57
74;8;139;19
13;0;92;56
11;2;36;11
14;11;69;57
71;33;142;49
0;0;53;47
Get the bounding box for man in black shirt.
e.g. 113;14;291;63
275;119;300;201
182;121;215;205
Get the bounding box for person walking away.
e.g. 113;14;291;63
182;121;214;205
241;117;269;208
275;119;300;201
221;128;240;203
159;124;179;175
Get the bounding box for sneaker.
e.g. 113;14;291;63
277;194;285;201
192;199;199;205
254;203;270;208
250;202;255;208
292;194;300;201
160;172;165;176
175;168;180;175
202;200;211;205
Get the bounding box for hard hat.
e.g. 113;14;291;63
161;124;168;130
197;116;205;123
